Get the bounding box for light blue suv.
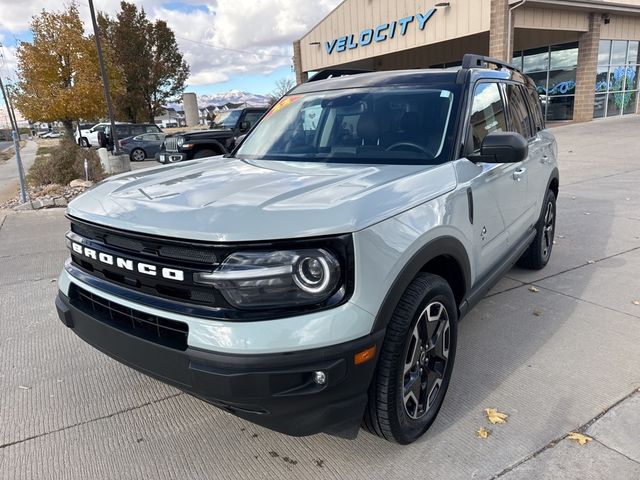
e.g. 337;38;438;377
56;55;558;444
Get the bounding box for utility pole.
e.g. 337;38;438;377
88;0;120;154
0;76;28;203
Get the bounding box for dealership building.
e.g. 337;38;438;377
293;0;640;122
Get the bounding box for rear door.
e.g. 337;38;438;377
502;83;538;240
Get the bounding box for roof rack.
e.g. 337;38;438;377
307;69;371;82
461;54;520;72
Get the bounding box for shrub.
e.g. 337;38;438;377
27;139;106;187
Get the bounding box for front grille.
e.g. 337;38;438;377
164;137;179;152
70;285;188;350
71;221;218;264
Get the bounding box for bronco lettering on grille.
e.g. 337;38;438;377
71;242;185;281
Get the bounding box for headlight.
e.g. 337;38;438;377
194;249;341;309
176;136;185;147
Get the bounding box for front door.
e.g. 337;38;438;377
466;81;529;278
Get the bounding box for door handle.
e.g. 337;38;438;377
513;168;527;181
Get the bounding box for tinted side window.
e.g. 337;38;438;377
524;87;545;132
146;125;161;133
131;125;147;135
470;82;507;151
505;84;533;138
242;112;264;128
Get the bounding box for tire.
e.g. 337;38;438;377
517;189;556;270
363;273;458;444
79;137;89;148
193;149;219;159
130;148;146;162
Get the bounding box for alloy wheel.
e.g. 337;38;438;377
541;201;555;259
132;150;145;162
403;301;451;420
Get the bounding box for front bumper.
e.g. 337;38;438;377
55;291;383;437
158;152;187;164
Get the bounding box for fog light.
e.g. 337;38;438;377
313;371;327;385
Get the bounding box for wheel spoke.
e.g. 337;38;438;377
402;301;451;420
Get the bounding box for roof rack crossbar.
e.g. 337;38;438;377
307;69;372;82
461;54;520;72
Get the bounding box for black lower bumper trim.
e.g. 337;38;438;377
56;291;383;437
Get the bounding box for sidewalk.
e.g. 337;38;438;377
0;139;38;203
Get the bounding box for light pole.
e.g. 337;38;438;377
88;0;120;154
0;76;28;203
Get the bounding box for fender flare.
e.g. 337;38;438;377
370;236;471;334
193;139;227;154
547;167;560;195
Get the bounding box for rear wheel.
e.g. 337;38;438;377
518;189;556;270
130;148;146;162
364;273;458;444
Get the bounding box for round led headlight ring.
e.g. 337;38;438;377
294;255;332;294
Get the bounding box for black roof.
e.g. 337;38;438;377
291;65;535;94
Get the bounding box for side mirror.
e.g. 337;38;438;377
239;120;251;133
472;131;528;164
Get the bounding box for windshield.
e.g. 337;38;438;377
211;110;241;129
236;86;459;164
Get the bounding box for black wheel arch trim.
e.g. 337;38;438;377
547;167;560;194
370;236;471;334
191;139;228;154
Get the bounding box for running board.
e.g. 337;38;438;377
458;228;536;319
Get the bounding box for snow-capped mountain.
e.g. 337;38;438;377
166;90;271;110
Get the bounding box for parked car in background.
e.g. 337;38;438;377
79;122;126;147
40;131;63;139
157;107;267;163
102;123;163;150
119;133;167;161
75;123;96;147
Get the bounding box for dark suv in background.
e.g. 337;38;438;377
158;107;267;163
100;123;163;150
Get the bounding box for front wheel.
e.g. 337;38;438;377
518;189;556;270
364;273;458;444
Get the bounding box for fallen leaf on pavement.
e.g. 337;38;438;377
476;427;491;439
587;260;595;264
485;408;508;424
18;385;31;390
632;300;640;306
567;432;592;445
528;286;539;293
533;309;543;317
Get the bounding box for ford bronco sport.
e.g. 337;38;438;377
56;55;558;444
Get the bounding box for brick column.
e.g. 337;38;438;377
573;14;602;122
292;40;308;85
489;0;510;61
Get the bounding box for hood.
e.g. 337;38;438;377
177;128;232;137
68;157;457;242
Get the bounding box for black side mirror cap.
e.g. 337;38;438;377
470;131;528;164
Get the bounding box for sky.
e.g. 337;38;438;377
0;0;343;97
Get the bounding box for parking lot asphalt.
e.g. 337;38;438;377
1;116;640;479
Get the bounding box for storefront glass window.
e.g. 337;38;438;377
628;42;640;65
611;41;628;65
594;40;639;118
598;40;611;66
593;94;607;118
515;42;578;121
